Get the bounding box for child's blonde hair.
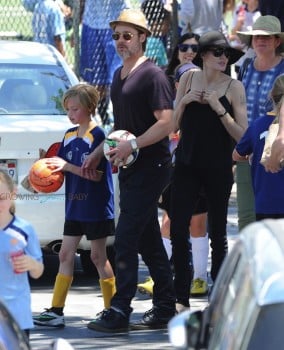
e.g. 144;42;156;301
271;74;284;116
62;83;100;115
0;170;15;215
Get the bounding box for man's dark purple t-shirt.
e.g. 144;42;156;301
111;59;174;167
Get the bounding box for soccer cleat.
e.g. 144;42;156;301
190;278;208;296
33;309;65;328
137;277;154;296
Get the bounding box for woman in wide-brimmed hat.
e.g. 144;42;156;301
234;15;284;232
169;30;248;304
237;14;284;53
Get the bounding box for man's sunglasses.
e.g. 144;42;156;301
209;47;231;58
112;32;137;41
178;44;199;53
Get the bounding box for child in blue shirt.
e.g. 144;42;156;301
33;83;115;328
0;170;44;339
233;74;284;220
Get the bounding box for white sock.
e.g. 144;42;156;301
191;233;209;281
162;237;172;260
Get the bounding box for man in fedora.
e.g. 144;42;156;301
83;8;176;333
235;15;284;231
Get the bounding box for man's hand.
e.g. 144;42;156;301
106;138;133;167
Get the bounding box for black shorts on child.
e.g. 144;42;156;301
63;219;115;240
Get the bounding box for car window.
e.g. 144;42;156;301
247;304;284;349
0;64;73;115
209;245;255;350
220;266;255;350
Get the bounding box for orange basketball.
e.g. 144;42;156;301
29;158;64;193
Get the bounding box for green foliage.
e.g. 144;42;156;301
51;88;65;113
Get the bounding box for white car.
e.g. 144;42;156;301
168;219;284;350
0;40;115;273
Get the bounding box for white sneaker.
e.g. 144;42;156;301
33;309;65;328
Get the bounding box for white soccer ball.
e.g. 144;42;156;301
103;130;139;168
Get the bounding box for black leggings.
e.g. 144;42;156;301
170;163;233;304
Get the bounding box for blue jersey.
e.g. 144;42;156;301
58;124;114;222
0;216;42;330
236;114;284;214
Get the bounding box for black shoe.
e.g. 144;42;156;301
131;307;175;330
87;308;129;333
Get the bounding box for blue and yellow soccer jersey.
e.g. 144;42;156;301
58;125;114;222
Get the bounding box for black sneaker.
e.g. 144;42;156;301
87;308;129;333
131;307;175;330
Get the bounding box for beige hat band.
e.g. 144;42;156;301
249;29;280;35
109;9;152;37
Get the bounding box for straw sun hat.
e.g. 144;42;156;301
109;9;152;37
237;15;284;51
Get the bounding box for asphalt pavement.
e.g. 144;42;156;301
29;184;239;350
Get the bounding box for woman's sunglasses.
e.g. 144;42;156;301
209;47;231;58
112;32;137;41
178;44;199;53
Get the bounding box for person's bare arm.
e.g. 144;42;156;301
105;109;174;167
206;80;248;142
12;254;44;279
54;35;65;57
174;71;203;131
46;157;103;181
263;103;284;172
232;148;249;162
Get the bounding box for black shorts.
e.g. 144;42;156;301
158;184;207;216
63;219;115;240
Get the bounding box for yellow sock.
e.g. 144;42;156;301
99;277;116;309
51;273;73;308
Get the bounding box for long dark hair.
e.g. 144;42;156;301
165;32;200;77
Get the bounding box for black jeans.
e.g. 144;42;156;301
170;163;232;305
111;163;176;316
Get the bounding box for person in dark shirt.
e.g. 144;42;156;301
170;31;247;308
258;0;284;30
83;8;176;333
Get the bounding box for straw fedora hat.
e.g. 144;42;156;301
193;31;244;67
110;9;152;37
237;15;284;51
